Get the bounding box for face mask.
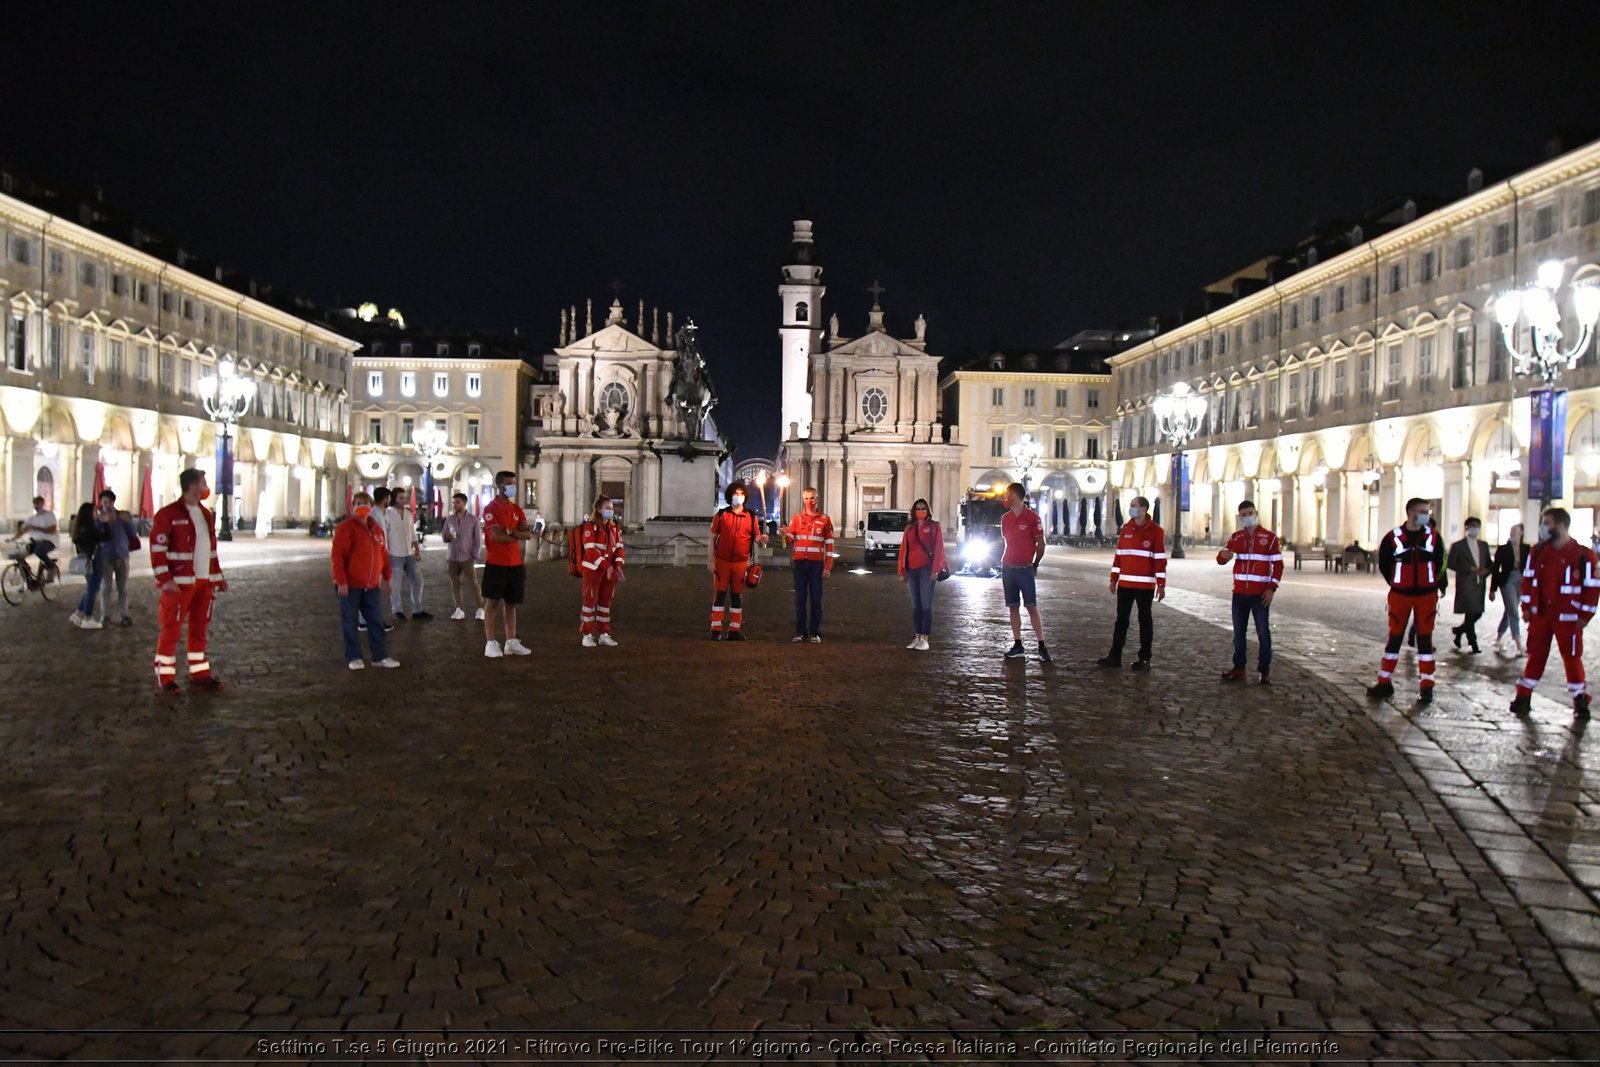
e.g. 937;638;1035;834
1466;528;1479;540
500;484;514;497
1414;514;1430;527
1130;506;1145;520
601;508;614;521
1540;525;1555;541
353;505;372;521
198;487;211;501
915;510;928;520
1241;515;1258;528
731;495;745;507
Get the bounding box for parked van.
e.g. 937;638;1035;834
863;509;911;564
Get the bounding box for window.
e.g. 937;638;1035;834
1585;189;1600;226
1250;317;1262;343
162;292;175;313
8;235;33;265
1311;295;1323;322
1452;327;1473;389
1054;388;1068;408
48;249;64;275
400;372;415;397
1333;362;1347;411
1334;285;1346;313
136;345;151;385
990;435;1003;458
109;340;125;386
1217;331;1228;357
432;342;449;357
366;418;382;445
1455;236;1474;269
467;418;481;447
1388;262;1406;294
1359;352;1374;403
860;386;889;425
1267;377;1280;420
1159;352;1169;374
1289;304;1300;329
401;417;415;445
1086;437;1100;460
599;381;631;420
367;370;383;396
1087;388;1100;409
80;331;96;382
1246;384;1258;427
78;260;98;287
1533;204;1556;242
1493;222;1511;256
159;353;174;393
1285;373;1300;419
1306;367;1320;416
1420;249;1437;282
7;313;26;371
1270;311;1280;336
202;306;212;328
1187;344;1196;366
1053;435;1066;459
466;373;482;397
1023;388;1036;407
399;342;413;357
991;386;1004;407
111;273;128;297
1490;331;1510;382
1201;339;1211;361
433;372;449;397
136;281;151;304
1418;336;1436;393
253;324;264;346
181;358;193;398
46;324;62;376
1360;274;1374;304
794;300;808;322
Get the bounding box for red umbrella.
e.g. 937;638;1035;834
409;485;417;517
472;492;482;518
92;459;106;499
138;464;155;520
344;483;353;516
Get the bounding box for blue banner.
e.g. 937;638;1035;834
1529;388;1566;503
216;432;235;495
1173;452;1191;512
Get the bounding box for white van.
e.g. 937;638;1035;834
863;509;911;564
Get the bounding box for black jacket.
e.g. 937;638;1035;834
1492;540;1529;589
1377;524;1447;597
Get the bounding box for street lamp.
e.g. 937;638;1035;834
1493;261;1600;510
413;418;448;534
1152;381;1207;559
195;357;257;541
1010;432;1044;500
775;472;791;523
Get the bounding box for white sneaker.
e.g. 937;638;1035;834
582;633;598;648
916;637;930;651
793;635;807;643
474;608;485;621
597;633;618;647
503;638;532;656
79;616;103;630
68;610;83;627
348;659;366;670
484;640;503;658
906;637;922;650
376;657;401;668
450;608;466;621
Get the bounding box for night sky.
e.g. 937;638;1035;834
7;3;1599;459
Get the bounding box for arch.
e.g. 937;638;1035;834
1297;438;1326;476
1569;409;1600;456
794;300;809;323
1221;450;1242;482
1471;416;1517;465
103;413;135;450
1344;430;1375;471
975;468;1013;491
1258;447;1280;480
1401;424;1443;467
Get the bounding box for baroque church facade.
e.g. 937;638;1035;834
778;220;965;530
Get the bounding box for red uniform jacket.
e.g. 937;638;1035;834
1219;526;1283;594
149;499;223;587
1378;524;1447;597
331;516;391;589
787;510;835;567
578;518;626;573
711;508;759;563
897;518;947;577
1520;537;1600;624
1111;519;1167;592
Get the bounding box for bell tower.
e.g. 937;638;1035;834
779;219;825;443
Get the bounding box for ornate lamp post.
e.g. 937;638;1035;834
1493;261;1600;511
195;358;257;542
413;418;448;534
1152;381;1207;559
1009;432;1044;501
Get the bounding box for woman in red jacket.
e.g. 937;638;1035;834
897;498;947;651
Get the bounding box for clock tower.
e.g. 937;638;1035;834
779;220;825;443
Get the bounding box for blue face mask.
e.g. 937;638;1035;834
500;484;514;498
731;495;745;508
601;508;614;521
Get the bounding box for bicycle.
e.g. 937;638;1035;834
2;540;61;605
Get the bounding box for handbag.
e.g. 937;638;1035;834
68;555;88;576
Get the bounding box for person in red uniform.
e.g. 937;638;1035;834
577;494;626;647
784;486;834;643
481;469;534;658
999;482;1050;662
1098;495;1165;670
331;491;400;670
1367;497;1447;705
149;468;226;692
1510;507;1599;720
1216;499;1282;684
708;479;767;641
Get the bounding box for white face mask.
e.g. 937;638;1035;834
1241;515;1258;528
500;484;514;497
1129;506;1145;520
1414;513;1431;527
731;495;745;508
1466;528;1479;540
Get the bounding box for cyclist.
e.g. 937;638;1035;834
18;496;59;577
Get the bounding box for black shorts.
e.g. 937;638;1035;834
1001;565;1038;608
481;563;526;605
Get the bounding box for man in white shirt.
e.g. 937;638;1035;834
375;487;429;621
19;496;59;569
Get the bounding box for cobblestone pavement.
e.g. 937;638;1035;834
0;549;1597;1062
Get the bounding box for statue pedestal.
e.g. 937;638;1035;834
645;442;721;540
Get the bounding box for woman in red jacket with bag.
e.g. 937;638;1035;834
897;498;947;651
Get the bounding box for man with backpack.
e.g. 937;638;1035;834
570;494;627;646
708;479;767;640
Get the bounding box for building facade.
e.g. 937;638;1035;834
0;175;358;529
1108;137;1600;550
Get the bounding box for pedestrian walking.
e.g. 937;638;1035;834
1098;495;1164;669
95;489;139;627
68;501;108;629
575;494;626;647
784;485;834;643
1510;507;1598;720
1367;497;1446;705
481;470;533;658
332;491;400;671
1491;523;1529;655
441;492;485;621
999;482;1050;662
896;497;946;651
707;479;766;641
376;488;430;620
1447;517;1492;653
149;468;226;691
1215;499;1281;684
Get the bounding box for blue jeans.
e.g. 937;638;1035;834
907;566;935;635
1231;592;1272;671
340;586;387;661
793;559;824;637
76;553;103;616
1495;578;1521;640
389;553;422;614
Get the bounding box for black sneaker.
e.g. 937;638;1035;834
1509;695;1533;717
1417;688;1434;706
1130;660;1151;672
394;611;408;621
710;631;723;641
1366;681;1394;699
1037;643;1052;664
382;622;395;633
1576;694;1592;721
120;615;133;627
358;621;367;630
1004;642;1025;659
412;610;434;621
1258;671;1271;686
1095;656;1121;668
728;631;746;642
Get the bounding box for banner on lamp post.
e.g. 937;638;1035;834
1172;452;1190;512
215;431;235;496
1528;387;1567;504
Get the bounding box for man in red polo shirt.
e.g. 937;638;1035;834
481;470;534;659
1000;481;1050;662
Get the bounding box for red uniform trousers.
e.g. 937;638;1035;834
1517;618;1588;700
1378;590;1438;689
580;570;619;635
710;559;749;632
155;582;216;685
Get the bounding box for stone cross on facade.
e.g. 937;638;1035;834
867;280;885;308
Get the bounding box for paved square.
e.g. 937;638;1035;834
0;545;1597;1061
